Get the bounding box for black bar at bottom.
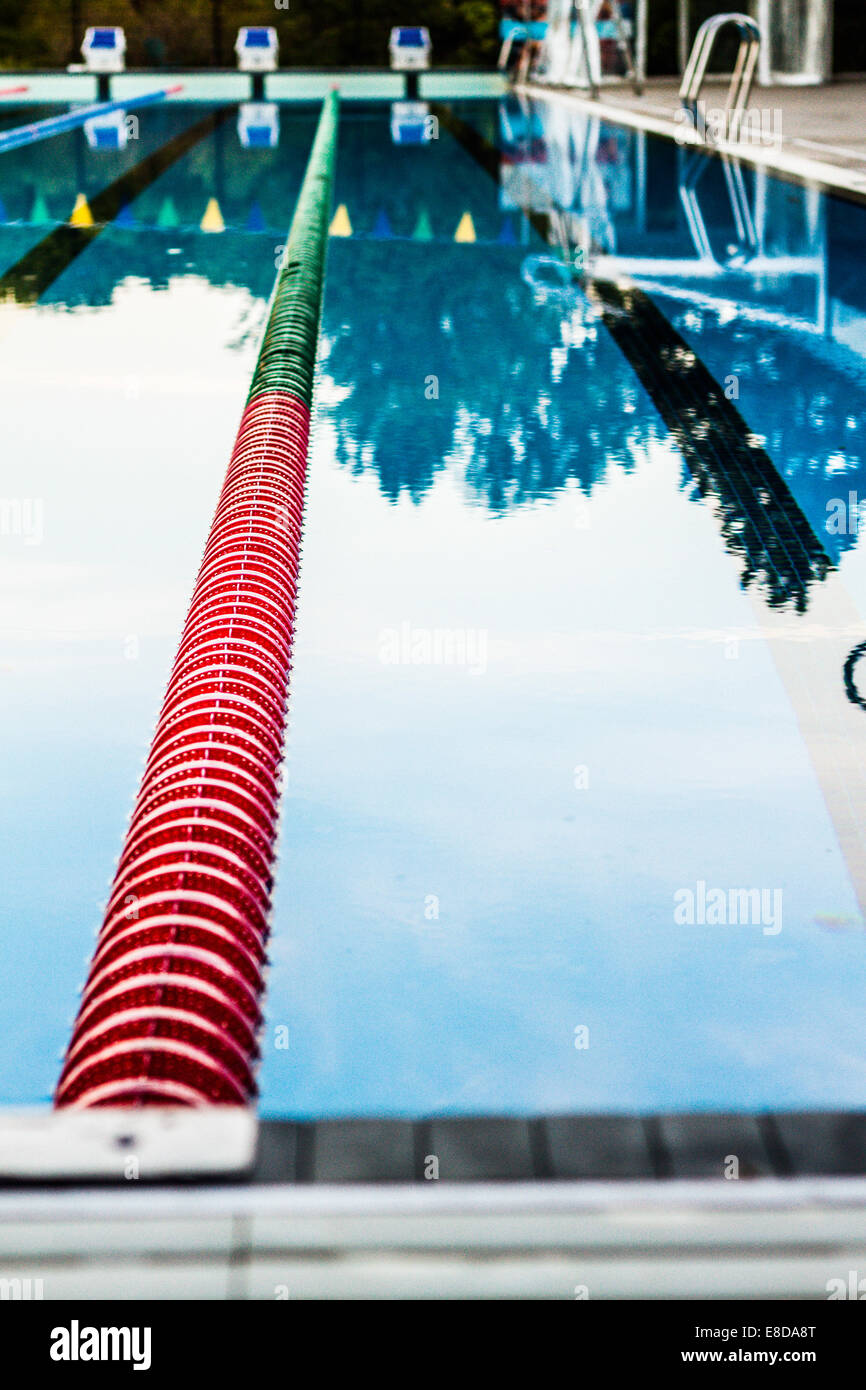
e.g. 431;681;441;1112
6;1299;861;1361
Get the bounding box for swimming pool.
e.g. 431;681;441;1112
3;93;866;1120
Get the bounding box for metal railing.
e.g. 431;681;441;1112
567;0;642;98
503;0;647;97
680;12;761;138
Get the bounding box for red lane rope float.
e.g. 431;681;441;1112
55;90;340;1108
54;389;310;1107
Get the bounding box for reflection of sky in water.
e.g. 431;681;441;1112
2;102;866;1113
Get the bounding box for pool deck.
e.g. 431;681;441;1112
519;76;866;201
4;1173;866;1299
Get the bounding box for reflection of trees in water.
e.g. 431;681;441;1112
320;239;650;512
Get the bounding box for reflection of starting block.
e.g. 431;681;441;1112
84;108;129;151
390;102;432;146
238;103;280;150
388;27;432;71
81;27;126;73
235;27;279;73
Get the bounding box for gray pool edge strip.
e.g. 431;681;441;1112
4;1171;866;1305
250;1113;866;1184
0;1112;864;1187
8;1168;866;1215
1;1124;865;1304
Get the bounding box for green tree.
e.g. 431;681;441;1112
5;1;499;69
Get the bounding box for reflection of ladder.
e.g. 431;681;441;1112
680;12;761;140
679;146;757;268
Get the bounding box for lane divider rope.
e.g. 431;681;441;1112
0;84;184;156
55;89;340;1109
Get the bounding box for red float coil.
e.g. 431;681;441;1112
55;391;311;1106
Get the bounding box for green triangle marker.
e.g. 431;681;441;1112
157;195;180;229
412;207;433;241
30;190;51;224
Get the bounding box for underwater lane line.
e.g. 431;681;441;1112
54;91;340;1109
0;104;233;306
582;277;831;610
430;101;833;614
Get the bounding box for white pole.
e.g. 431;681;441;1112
757;0;771;86
635;0;648;92
677;0;689;75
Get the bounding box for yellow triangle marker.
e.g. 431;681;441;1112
454;212;476;243
200;197;225;233
329;203;352;237
69;193;94;227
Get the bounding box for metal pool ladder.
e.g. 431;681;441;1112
572;0;643;99
680;12;761;138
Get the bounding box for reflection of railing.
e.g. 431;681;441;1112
680;12;761;139
487;93;835;612
679;150;756;269
498;93;830;337
520;251;580;298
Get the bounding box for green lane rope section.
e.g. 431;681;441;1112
247;88;339;409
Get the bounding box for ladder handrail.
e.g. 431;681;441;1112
680;12;761;129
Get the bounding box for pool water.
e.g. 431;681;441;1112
3;95;866;1117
